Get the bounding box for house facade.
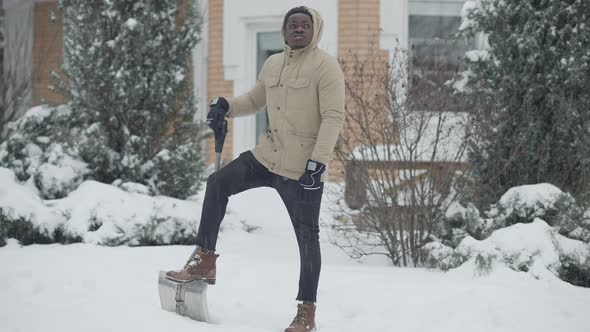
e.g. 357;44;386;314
3;0;471;179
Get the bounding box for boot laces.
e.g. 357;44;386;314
292;306;309;326
184;254;202;271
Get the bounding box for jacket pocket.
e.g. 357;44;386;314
264;76;279;112
286;78;313;112
282;132;316;173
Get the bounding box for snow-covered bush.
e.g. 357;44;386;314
0;167;81;244
484;183;587;236
423;183;590;286
0;103;205;199
0;209;83;246
563;215;590;244
0;105;87;197
425;219;590;286
0;166;200;246
142;121;205;198
51;180;200;246
435;202;488;247
33;143;90;199
434;183;589;245
422;241;467;270
559;256;590;288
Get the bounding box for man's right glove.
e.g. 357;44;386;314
207;97;229;135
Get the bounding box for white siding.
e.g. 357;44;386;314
192;0;209;121
381;0;409;55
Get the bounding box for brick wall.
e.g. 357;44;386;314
335;0;389;182
338;0;384;57
205;0;234;166
32;1;64;106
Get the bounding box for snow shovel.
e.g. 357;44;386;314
158;118;228;323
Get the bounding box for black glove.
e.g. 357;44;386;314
207;97;229;135
298;159;326;190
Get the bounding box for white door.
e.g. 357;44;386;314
254;31;282;144
231;28;282;159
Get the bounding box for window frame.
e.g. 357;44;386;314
407;0;474;112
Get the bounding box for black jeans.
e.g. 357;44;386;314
195;151;323;302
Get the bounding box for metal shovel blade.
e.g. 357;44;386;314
158;271;210;322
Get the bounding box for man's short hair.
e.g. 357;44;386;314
282;6;313;31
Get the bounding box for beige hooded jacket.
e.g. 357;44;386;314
227;7;345;181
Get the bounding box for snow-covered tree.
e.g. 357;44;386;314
51;0;204;198
461;0;590;208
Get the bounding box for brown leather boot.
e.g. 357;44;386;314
165;248;219;284
285;303;316;332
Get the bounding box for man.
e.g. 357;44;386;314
166;6;344;332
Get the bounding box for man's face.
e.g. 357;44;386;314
285;13;313;49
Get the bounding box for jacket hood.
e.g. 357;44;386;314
281;6;324;53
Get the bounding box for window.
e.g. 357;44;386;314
408;1;474;111
255;31;281;143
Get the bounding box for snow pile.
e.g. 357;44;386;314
436;183;585;247
3;186;590;332
427;219;590;281
0;166;199;246
0;168;66;232
460;220;588;277
490;183;563;219
425;183;590;285
428;201;486;249
486;183;580;234
49;181;198;245
35;144;89;199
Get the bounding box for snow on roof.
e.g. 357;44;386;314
351;111;468;163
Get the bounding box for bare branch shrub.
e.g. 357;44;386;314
329;43;470;266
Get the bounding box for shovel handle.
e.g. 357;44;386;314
214;120;228;153
213;120;228;172
215;152;222;171
186;120;222;261
183;119;227;265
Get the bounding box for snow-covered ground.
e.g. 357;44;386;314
2;185;590;332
